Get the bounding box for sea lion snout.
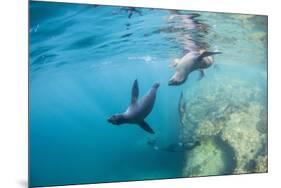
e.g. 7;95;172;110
107;114;123;125
107;116;116;124
168;79;176;85
168;78;183;86
168;72;186;86
153;82;160;89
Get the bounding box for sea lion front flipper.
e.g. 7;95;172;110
131;79;139;104
138;121;155;134
198;69;205;81
128;12;133;18
169;58;180;68
198;51;222;62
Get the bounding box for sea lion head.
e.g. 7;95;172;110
168;73;187;86
168;78;183;86
107;114;125;125
152;82;160;89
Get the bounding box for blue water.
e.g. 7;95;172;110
29;1;267;187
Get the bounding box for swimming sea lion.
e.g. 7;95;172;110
178;91;186;126
120;7;143;19
146;139;201;152
168;50;222;86
107;79;160;134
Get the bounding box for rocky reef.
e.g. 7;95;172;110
179;67;267;177
183;136;236;177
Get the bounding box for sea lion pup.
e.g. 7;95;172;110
108;79;160;134
168;50;222;86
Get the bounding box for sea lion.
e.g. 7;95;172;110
168;50;222;86
167;12;208;34
146;138;201;152
107;79;159;134
178;91;186;126
120;7;143;19
147;139;160;150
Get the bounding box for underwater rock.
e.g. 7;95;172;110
254;155;268;173
248;32;267;43
183;136;235;177
230;14;255;20
180;70;267;177
195;120;224;137
256;111;268;134
220;103;266;174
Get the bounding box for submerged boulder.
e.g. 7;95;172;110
220;103;267;174
183;136;235;177
179;64;267;177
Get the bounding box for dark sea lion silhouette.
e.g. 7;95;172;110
146;138;201;152
168;50;222;86
178;91;186;126
120;7;143;19
107;79;160;134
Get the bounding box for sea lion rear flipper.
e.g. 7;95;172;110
198;51;222;61
213;64;221;71
131;79;139;104
138;121;155;134
198;69;205;81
